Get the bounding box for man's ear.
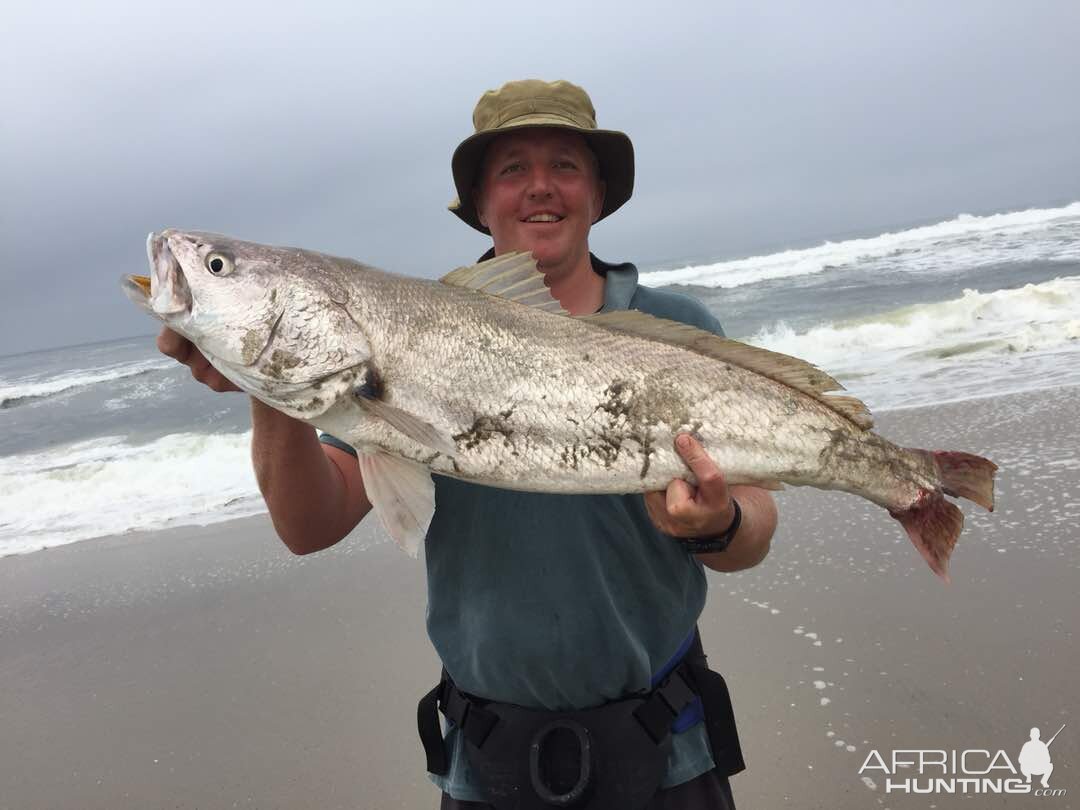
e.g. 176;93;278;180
473;188;487;228
592;180;607;224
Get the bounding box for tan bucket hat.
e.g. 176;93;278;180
449;79;635;233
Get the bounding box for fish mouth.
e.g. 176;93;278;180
127;232;193;318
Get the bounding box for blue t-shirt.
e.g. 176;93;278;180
322;256;726;801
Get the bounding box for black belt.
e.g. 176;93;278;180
417;629;744;809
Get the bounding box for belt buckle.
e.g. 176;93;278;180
528;719;592;807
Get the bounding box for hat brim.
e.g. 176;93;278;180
449;121;634;234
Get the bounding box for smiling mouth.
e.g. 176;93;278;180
522;213;563;223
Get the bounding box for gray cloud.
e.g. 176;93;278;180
3;0;1078;354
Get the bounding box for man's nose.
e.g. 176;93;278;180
525;165;554;197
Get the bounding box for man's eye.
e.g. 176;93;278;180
500;163;523;175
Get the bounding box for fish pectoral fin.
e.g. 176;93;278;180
439;252;567;315
357;451;435;558
355;398;458;458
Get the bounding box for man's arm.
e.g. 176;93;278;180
158;326;372;555
696;483;776;572
644;433;777;573
250;398;372;554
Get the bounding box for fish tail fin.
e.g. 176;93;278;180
889;492;964;583
929;450;998;511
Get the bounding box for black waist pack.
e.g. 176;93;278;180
417;629;744;810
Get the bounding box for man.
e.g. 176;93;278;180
158;79;777;809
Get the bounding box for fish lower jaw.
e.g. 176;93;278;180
152;297;191;317
147;232;193;316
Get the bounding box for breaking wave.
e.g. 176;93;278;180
0;358;173;409
640;201;1080;289
750;276;1080;409
0;431;264;556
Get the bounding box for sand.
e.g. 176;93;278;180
1;385;1076;809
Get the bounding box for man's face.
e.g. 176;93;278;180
474;129;605;279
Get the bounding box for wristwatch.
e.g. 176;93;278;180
670;499;742;554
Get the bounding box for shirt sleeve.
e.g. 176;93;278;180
628;286;726;338
319;432;357;457
681;299;726;337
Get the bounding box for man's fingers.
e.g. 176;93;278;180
207;375;241;393
188;352;211;380
192;361;240;392
156;327;240;393
674;433;726;495
665;478;695;516
156;327;190;362
648;436;737;539
643;490;666;513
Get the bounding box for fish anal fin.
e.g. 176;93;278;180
889;491;963;583
579;310;873;431
357;452;435;557
439;252;567;315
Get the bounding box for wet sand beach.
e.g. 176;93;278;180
1;385;1076;809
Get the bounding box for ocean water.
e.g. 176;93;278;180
1;202;1077;556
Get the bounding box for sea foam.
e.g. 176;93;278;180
751;277;1080;409
755;277;1080;360
0;431;264;556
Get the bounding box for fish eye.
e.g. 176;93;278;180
205;252;234;276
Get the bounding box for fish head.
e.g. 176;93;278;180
125;229;371;418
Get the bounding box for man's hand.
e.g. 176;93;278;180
644;433;737;539
157;326;241;393
646;433;777;572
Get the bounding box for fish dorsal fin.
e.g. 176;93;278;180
580;310;874;430
439;252;567;315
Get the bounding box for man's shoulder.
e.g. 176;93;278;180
628;284;726;337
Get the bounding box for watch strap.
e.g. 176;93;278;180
669;498;742;554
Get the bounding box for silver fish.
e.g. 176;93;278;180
124;229;997;579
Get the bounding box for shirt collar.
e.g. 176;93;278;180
592;254;638;312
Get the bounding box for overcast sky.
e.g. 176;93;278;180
2;0;1078;355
